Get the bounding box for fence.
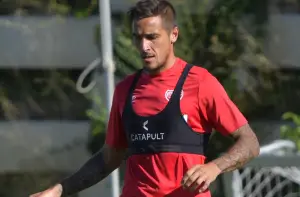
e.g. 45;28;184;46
222;140;300;197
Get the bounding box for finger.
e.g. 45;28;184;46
29;194;40;197
183;171;201;189
198;179;211;193
182;169;204;189
190;175;207;192
29;192;41;197
181;165;200;185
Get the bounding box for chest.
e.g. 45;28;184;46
119;75;199;117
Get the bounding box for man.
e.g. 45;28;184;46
30;0;260;196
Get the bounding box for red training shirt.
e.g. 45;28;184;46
105;58;248;197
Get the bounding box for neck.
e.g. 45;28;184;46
163;53;177;71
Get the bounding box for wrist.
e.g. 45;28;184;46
207;161;222;175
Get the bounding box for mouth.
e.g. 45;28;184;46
142;55;155;62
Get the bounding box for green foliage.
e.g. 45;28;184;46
113;16;143;77
85;93;107;136
280;112;300;150
84;91;108;153
111;0;300;122
113;0;299;124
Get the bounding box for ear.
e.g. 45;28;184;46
170;26;179;44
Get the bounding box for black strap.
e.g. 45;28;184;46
128;69;143;96
168;64;193;103
128;143;208;155
125;64;193;108
123;69;143;111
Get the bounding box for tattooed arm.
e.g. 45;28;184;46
212;124;260;173
181;74;260;193
181;124;259;192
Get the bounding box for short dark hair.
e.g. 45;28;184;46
128;0;177;29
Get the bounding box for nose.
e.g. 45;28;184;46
141;38;151;52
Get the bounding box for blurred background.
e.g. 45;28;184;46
0;0;300;196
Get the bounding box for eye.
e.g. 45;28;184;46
145;34;159;40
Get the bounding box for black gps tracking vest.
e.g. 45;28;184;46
122;64;210;156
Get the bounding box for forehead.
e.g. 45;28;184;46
132;16;165;34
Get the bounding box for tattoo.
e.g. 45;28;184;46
212;124;260;173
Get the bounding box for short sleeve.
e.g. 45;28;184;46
198;72;248;136
105;85;128;148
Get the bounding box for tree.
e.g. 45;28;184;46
1;0;299;195
280;112;300;150
0;1;98;196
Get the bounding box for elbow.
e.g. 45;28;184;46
253;146;260;158
252;138;260;158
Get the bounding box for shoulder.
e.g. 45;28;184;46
185;63;214;83
185;63;225;97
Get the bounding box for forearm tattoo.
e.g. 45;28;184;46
212;124;260;173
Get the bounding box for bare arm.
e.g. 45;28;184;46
59;143;127;196
211;124;260;173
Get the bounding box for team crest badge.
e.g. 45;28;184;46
131;95;136;103
165;90;184;101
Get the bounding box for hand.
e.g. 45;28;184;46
29;184;63;197
181;162;221;193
